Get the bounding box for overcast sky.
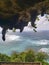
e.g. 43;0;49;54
24;14;49;31
36;14;49;31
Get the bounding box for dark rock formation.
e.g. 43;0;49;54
0;6;47;41
0;12;29;41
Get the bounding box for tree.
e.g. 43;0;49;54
10;51;18;62
25;49;36;62
36;52;48;62
0;53;10;62
11;58;22;62
18;52;26;62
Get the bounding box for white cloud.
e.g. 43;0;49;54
6;34;21;42
22;14;49;31
0;27;2;32
36;14;49;31
0;34;21;43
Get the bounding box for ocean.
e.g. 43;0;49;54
0;30;49;55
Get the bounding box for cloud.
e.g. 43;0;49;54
22;14;49;31
0;27;2;33
6;34;21;42
36;14;49;31
0;34;21;43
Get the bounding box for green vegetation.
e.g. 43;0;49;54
0;49;49;65
0;53;10;62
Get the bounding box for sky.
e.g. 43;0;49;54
36;14;49;31
24;14;49;31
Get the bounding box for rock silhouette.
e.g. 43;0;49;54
0;12;29;41
0;7;46;41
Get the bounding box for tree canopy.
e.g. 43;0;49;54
0;49;49;65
